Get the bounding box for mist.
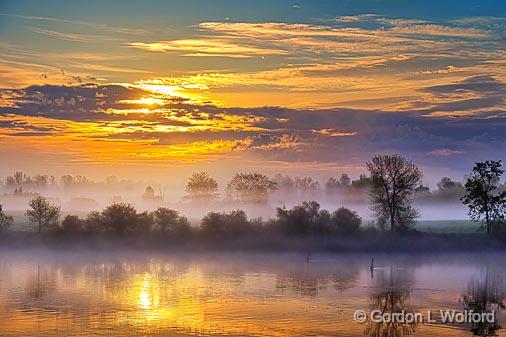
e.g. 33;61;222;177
0;171;471;226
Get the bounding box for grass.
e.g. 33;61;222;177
416;220;481;234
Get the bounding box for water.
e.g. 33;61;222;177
0;251;505;337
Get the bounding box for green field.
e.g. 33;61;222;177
416;220;481;233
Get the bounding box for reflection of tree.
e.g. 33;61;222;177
364;266;416;337
275;262;359;297
461;268;505;336
26;265;56;300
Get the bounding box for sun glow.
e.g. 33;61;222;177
119;97;166;105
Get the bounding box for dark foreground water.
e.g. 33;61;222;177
0;250;505;337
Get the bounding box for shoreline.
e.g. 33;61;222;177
0;231;504;254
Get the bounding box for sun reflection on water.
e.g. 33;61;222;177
0;254;504;337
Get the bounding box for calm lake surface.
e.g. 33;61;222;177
0;251;505;337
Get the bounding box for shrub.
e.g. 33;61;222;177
153;207;191;237
88;203;154;235
0;204;13;233
331;207;362;235
61;215;85;234
276;201;326;235
200;210;251;238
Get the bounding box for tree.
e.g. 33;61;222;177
325;177;340;196
185;172;219;201
435;177;465;200
226;173;277;204
200;210;251;238
339;174;351;187
325;174;351;197
0;204;14;233
366;155;422;233
142;186;156;200
294;176;320;198
276;201;326;235
331;207;362;235
461;160;506;234
351;174;372;190
273;174;295;194
100;203;151;234
26;195;61;234
61;215;85;234
153;207;191;236
413;184;431;201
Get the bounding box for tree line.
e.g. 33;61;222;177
2;196;364;239
0;155;505;237
1;168;481;206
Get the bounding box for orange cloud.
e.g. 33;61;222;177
127;39;287;58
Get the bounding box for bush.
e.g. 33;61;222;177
276;201;327;235
200;210;251;238
0;204;13;233
86;203;154;235
331;207;362;235
153;207;191;237
61;215;85;234
274;202;362;236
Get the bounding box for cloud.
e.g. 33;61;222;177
127;39;287;58
427;149;465;157
29;27;116;42
0;12;148;35
0;80;504;169
1;12;505;172
311;129;358;137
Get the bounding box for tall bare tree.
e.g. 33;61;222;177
366;155;423;233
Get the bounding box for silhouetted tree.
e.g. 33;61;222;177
226;173;277;204
276;201;327;235
84;211;103;233
26;195;61;234
142;186;155;199
273;174;295;194
0;204;13;233
435;177;465;200
325;177;340;196
61;215;85;234
200;210;251;238
413;184;431;201
60;175;91;189
461;160;506;234
331;207;362;235
294;177;320;198
153;207;191;236
99;203;152;234
367;155;422;233
185;172;219;201
325;174;352;197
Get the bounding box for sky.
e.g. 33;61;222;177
0;0;505;186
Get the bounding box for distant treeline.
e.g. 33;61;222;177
0;170;486;205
